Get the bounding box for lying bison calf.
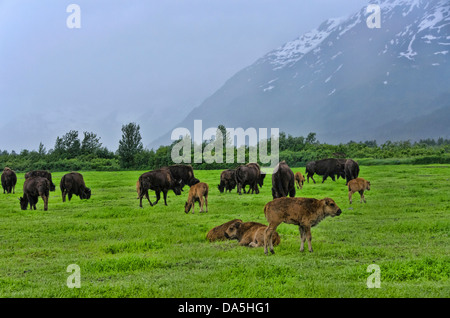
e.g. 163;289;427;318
206;219;243;242
185;182;209;214
348;178;370;204
264;197;342;254
225;221;281;248
19;177;51;211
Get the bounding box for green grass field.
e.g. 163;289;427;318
0;165;449;298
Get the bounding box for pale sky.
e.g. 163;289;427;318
0;0;369;152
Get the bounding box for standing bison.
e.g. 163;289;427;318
1;167;17;194
264;197;342;254
348;178;370;204
19;177;51;211
305;158;345;184
271;161;295;199
235;163;263;195
60;172;91;202
294;172;305;190
25;170;56;191
344;159;360;185
164;164;199;189
184;182;209;214
218;169;236;193
138;169;182;207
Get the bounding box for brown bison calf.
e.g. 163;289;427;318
206;219;243;242
294;172;305;190
264;197;342;254
225;221;281;248
185;182;209;214
348;178;371;204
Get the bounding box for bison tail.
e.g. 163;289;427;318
59;175;65;192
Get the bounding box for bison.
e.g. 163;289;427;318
271;161;296;199
25;170;56;191
185;182;209;214
294;172;305;190
206;219;243;242
218;169;237;193
60;172;91;202
224;221;281;248
235;162;262;195
264;197;342;254
344;159;360;185
19;176;50;211
305;158;345;184
138;169;182;207
348;178;370;204
1;167;17;194
164;164;199;189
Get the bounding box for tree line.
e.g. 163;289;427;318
1;123;449;172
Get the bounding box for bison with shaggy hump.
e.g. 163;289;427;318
1;167;17;194
348;178;370;204
25;170;56;191
264;197;342;254
60;172;91;202
206;219;243;242
185;182;209;214
344;159;360;185
138;169;183;207
19;176;51;211
224;221;281;248
218;169;237;193
305;158;345;184
271;161;296;199
163;164;199;189
294;172;305;190
235;163;262;195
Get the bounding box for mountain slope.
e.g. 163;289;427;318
149;0;450;149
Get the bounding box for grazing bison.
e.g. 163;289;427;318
294;172;305;190
218;169;237;193
164;164;199;189
224;221;281;248
271;161;296;199
344;159;360;185
60;172;91;202
264;197;342;254
235;163;262;195
305;158;345;184
185;182;209;214
25;170;56;191
19;177;50;211
1;167;17;194
348;178;370;204
138;169;182;207
206;219;243;242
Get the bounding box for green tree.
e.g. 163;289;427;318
81;131;102;155
118;122;143;169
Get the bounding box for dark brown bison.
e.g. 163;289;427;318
271;161;295;199
264;197;342;254
294;172;305;190
224;221;281;248
163;164;199;189
138;169;182;207
1;167;17;194
206;219;243;242
235;162;262;195
305;158;345;184
184;182;209;214
25;170;56;191
344;159;360;185
218;169;236;193
19;177;50;211
348;178;370;204
60;172;91;202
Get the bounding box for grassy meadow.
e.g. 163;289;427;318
0;165;449;298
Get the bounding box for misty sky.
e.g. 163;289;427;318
0;0;369;152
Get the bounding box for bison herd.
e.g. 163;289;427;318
1;157;371;255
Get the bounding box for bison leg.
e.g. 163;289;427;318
42;195;48;211
68;193;73;201
264;224;278;255
348;191;353;204
305;227;313;252
299;226;306;252
162;190;168;206
359;190;366;203
153;191;161;205
204;194;208;212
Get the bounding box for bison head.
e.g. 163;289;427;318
81;187;91;200
224;221;242;240
258;173;266;187
19;197;28;210
218;183;225;193
184;201;192;214
365;181;371;191
173;180;183;196
323;198;342;217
